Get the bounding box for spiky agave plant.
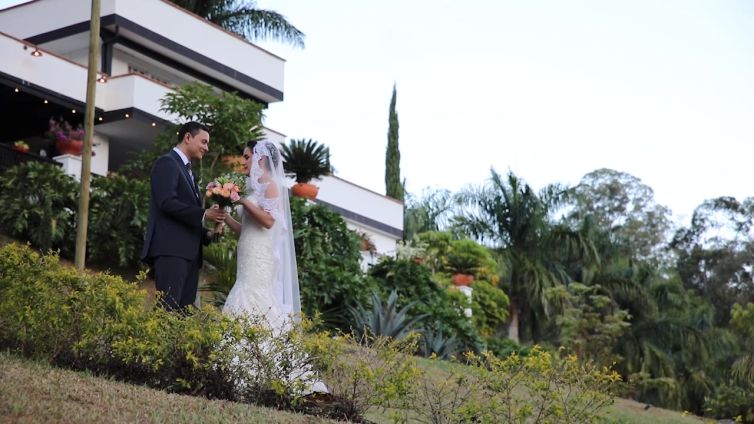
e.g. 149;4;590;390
349;290;427;341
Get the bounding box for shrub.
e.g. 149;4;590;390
0;162;78;254
0;163;150;268
469;280;510;337
369;257;484;353
470;346;621;423
87;173;150;268
290;197;373;330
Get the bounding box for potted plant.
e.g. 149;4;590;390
12;140;30;153
48;117;84;156
445;239;491;286
280;138;332;200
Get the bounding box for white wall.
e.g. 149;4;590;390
316;175;404;232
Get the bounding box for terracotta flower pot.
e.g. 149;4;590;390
291;182;319;200
451;273;474;286
56;139;84;156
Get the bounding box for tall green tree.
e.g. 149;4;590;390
672;196;754;325
385;83;403;201
170;0;305;47
568;168;673;264
456;169;597;343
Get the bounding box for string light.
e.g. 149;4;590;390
124;113;130;118
98;117;103;121
43;99;48;104
30;48;42;57
151;122;156;127
14;88;19;93
97;74;107;83
71;109;76;114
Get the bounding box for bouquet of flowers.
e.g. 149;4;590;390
206;174;244;207
205;173;245;236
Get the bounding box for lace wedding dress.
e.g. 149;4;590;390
221;141;326;395
222;196;285;330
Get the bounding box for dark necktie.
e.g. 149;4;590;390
185;162;194;181
185;162;198;198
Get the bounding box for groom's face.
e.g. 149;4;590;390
185;129;210;160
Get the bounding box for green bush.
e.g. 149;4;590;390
369;257;484;353
0;162;150;268
87;173;150;268
0;162;78;254
470;280;510;337
290;197;373;330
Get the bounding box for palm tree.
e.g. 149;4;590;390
455;169;597;343
170;0;305;48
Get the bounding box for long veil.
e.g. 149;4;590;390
248;141;301;319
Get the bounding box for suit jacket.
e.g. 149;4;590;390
141;150;209;264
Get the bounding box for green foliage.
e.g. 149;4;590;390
470;346;621;423
705;382;754;423
201;236;239;307
350;290;427;341
415;230;454;273
169;0;305;48
307;333;421;419
0;243;366;421
456;168;597;343
122;82;264;181
0;162;151;268
470;280;510;337
385;84;403;201
418;329;459;359
87;173;150;268
368;257;484;353
484;336;531;358
557;282;631;367
290;197;372;330
0;162;78;254
445;238;498;277
403;189;456;241
280;138;332;183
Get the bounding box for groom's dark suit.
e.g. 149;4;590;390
141;149;210;310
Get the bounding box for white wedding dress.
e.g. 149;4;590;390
221;141;326;395
222;196;286;330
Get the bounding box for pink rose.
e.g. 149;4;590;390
230;192;240;202
206;181;219;190
222;182;234;191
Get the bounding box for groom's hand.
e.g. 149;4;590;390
205;205;228;223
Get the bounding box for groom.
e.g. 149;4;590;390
141;121;227;311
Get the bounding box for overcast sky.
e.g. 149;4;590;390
252;0;754;224
3;0;753;224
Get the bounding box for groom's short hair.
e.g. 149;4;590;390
177;121;210;144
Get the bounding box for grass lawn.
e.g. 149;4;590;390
0;351;710;424
0;352;334;424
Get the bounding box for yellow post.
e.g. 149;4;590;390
74;0;101;271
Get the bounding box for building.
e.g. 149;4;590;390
0;0;402;259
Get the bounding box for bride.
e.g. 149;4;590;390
219;139;326;393
221;139;299;329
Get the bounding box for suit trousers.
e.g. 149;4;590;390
153;255;200;312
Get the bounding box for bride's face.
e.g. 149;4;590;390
241;147;252;174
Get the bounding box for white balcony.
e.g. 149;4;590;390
0;0;285;103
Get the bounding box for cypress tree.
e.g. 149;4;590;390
385;83;403;200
